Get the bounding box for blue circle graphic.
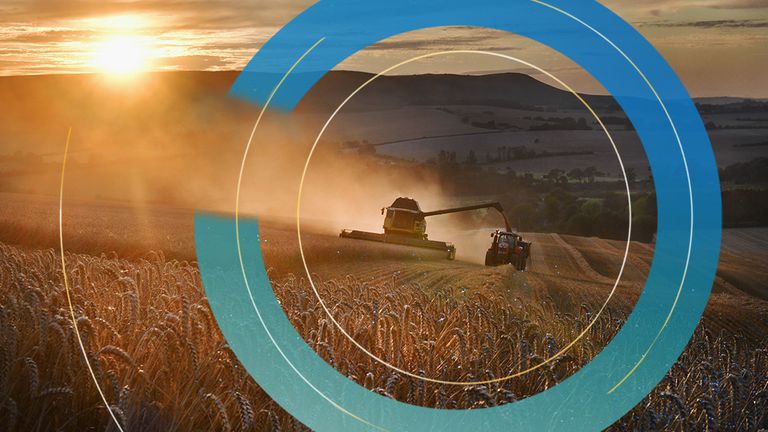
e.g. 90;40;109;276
194;0;722;430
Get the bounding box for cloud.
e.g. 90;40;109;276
366;32;520;52
1;0;766;98
153;54;232;70
0;27;92;43
644;19;768;28
0;0;311;29
600;0;767;18
0;0;316;76
709;0;768;8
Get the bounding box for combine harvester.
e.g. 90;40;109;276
340;197;531;269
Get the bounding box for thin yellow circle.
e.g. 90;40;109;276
233;38;387;431
296;50;634;386
58;128;126;432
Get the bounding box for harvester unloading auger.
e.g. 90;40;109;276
340;197;531;269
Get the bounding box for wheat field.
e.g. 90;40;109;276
0;235;766;431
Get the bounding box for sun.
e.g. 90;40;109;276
93;36;149;77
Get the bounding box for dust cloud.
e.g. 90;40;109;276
0;72;508;264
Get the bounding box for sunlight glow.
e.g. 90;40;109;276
87;14;154;78
93;36;149;77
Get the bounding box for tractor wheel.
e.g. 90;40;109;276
515;255;528;271
485;250;495;266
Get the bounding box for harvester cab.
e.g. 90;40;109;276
381;197;428;239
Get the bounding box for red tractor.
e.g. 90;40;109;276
485;230;531;270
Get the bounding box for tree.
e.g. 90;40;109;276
568;168;584;183
466;150;477;164
594;210;627;239
521;173;535;185
584;166;598;183
358;143;376;155
545;169;564;184
542;189;576;225
512;203;536;231
604;193;629;218
625;167;637;185
632;215;656;242
580;200;602;218
566;213;593;236
633;193;656;219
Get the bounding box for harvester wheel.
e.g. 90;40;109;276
447;249;456;260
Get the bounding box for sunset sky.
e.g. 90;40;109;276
1;0;766;97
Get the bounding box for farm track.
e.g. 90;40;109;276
524;233;593;279
609;234;749;297
722;227;768;256
550;233;616;284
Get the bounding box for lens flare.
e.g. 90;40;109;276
93;36;149;77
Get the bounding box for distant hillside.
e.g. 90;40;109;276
0;69;615;115
2;70;763;126
297;71;618;112
1;70;764;159
0;70;615;157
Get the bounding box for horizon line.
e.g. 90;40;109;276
0;70;765;100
